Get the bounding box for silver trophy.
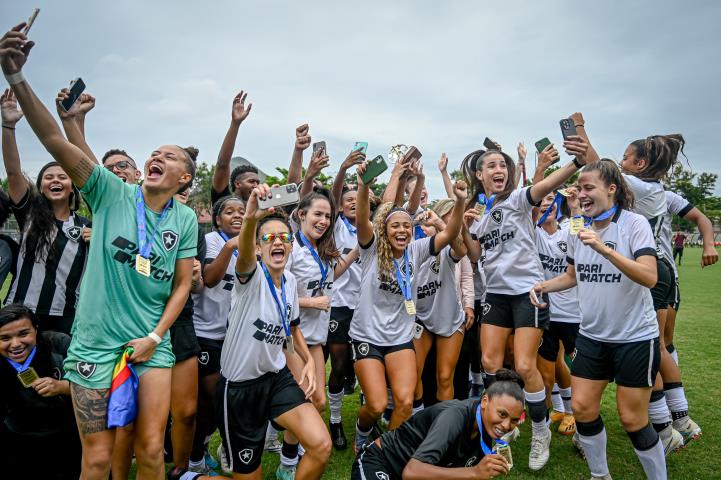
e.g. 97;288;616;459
389;144;408;164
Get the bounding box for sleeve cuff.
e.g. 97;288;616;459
633;247;657;259
359;235;375;250
566;256;575;265
525;187;540;207
428;235;438;257
290;317;300;327
678;204;693;217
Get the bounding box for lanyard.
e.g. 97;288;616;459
584;204;618;228
6;346;37;373
475;405;493;456
536;192;564;227
218;231;238;258
477;193;496;214
136;188;172;259
392;249;413;301
260;262;290;338
298;231;329;288
340;215;357;235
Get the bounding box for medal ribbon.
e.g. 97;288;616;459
136;188;172;259
260;262;291;338
536;191;564;226
298;231;329;289
583;204;618;228
475;404;493;456
392;249;413;302
218;231;238;258
5;345;37;373
340;215;357;235
477;193;496;214
414;224;427;240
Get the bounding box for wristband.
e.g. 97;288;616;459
147;332;162;344
2;125;15;130
4;71;25;86
575;124;585;128
572;158;584;169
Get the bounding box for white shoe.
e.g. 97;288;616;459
572;432;586;459
528;427;552;471
501;426;520;443
217;443;231;474
673;416;702;445
264;435;283;453
659;425;684;455
590;475;612;480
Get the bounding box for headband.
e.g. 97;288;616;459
384;207;412;224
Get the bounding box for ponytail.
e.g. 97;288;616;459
629;134;685;180
486;368;525;404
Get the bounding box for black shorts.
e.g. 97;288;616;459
571;335;660;388
215;367;308;474
170;322;201;362
197;337;223;376
351;340;414;363
481;292;550;330
669;274;681;311
538;322;580;362
351;443;394;480
650;257;674;311
327;306;354;344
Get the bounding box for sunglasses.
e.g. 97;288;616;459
260;232;293;244
105;160;136;171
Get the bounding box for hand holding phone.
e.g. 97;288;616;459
352;142;368;154
257;184;300;209
535;137;551;154
360;155;388;185
559;118;577;141
23;9;40;35
60;78;86;112
312;141;326;156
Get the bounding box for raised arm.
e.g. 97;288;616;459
406;160;425;214
299;147;329;198
331;149;364;206
355;162;375;246
213;91;252;194
288;124;310;185
532;143;560;185
56;90;98;164
332;246;359;278
682;207;719;267
235;184;272;275
437;153;455;198
528;135;589;204
514;142;527;188
569;112;600;163
461;210;482;263
0;88;28;202
382;157;410;205
432;181;467;253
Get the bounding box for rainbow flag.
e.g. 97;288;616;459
107;347;138;428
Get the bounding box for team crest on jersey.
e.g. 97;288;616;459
329;320;339;333
490;209;503;225
481;303;491;316
161;230;179;251
53;366;63;380
64;225;82;241
465;456;477;467
238;449;253;464
557;241;568;253
399;260;415;277
198;351;209;365
431;258;440;274
358;342;370;356
76;361;96;379
603;241;617;252
375;472;390;480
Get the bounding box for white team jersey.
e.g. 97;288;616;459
535;226;581;324
469;187;544;295
415;246;465;336
567;209;659;342
659;191;693;277
221;263;300;382
192;232;235;340
623;174;668;258
287;232;334;345
350;235;435;346
472;259;487;302
331;217;362;309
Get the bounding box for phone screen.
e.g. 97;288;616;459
353;142;368;154
60;78;86;112
313;141;326;155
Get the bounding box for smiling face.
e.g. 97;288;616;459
539;192;558;220
481;393;524;440
39;165;72;204
104;154;140;184
476;152;508;194
0;317;37;364
299;198;332;242
341;190;358;222
256;219;293;272
620;144;645;175
385;211;413;254
143;145;193;194
217;199;245;236
577;170;616;217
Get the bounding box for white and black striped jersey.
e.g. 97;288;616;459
469;187;544;295
567;209;658;342
192;231;235;340
659;191;693;277
330;217;361;309
6;191;89;318
287;232;334;345
220;263;300;382
535;226;581;324
623;174;668;258
350;235;436;346
415;246;465;336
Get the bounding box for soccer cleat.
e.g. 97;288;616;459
217;443;231;474
188;460;219;476
558;414;576;435
204;449;219;470
673;416;702;445
659;425;684;455
354;434;369;455
550;410;565;423
572;432;586;459
590;475;612;480
276;463;297;480
264;435;282;453
330;421;348;451
528;427;552;471
501;426;520;444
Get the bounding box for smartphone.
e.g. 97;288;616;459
258;183;300;210
559;118;577;140
403;145;422;163
352;142;368;154
60;78;86;112
312;141;326;156
361;155;388;185
23;8;40;35
483;137;497;151
535;137;551;154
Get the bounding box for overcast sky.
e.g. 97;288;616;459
3;1;721;196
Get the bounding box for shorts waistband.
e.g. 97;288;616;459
221;367;287;388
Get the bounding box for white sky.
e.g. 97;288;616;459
3;0;721;196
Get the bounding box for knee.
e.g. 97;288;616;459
82;446;113;473
305;431;332;463
514;358;536;379
365;395;388;418
618;408;646;432
481;353;500;371
313;394;327;413
134;434;165;465
572;397;597;420
393;394;413;418
437;369;453;390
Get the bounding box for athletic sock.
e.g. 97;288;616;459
280;440;299;467
412;399;424;416
559;386;573;414
483;371;497;389
666;343;679;365
298;444;305;458
525;389;548;436
577;417;609;478
628;424;667;480
328;388;344;424
355;420;372;444
551;384;564;413
266;423;279;440
664;382;689;420
188;459;205;470
649;390;673;432
471;371;483;385
180;473;203;480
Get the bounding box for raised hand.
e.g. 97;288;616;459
231;91;252;125
295;124;311;151
0;88;23;125
0;24;35;75
245;184;275;220
569;112;585;127
463;208;479;228
538;143;560;167
517;142;527;162
563;135;589;165
77;93;95;115
341;148;365;171
409;159;424;177
453;180;468;201
438;153;449;172
55;89;95;119
306;147;329;178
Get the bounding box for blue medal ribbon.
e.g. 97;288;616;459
392;249;413;302
136;188;172;259
260;262;291;338
475;404;493;456
340;215;357;235
584;204;618;228
477;193;496;214
536;192;564;226
414;224;427;240
5;346;37;373
298;231;329;289
218;231;238;258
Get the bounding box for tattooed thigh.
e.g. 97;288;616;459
71;383;110;435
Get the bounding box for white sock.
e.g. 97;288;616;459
559;387;573;414
280;451;298;467
180;473;203;480
524;388;548;436
635;440;667;480
328;389;344;424
471;371;483;385
664;385;689;419
266;423;279;440
298;443;305;457
551;384;564;413
670;348;679;365
649;393;672;429
188;458;205;469
578;429;609;478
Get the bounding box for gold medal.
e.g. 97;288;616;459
495;443;513;469
558;188;570;197
17;367;39;388
286;336;295;355
136;254;151;277
405;300;416;315
569;217;584;235
475;203;486;216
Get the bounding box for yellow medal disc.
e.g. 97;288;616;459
136;254;151;277
17;367;39;388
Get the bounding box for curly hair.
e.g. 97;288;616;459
372;202;409;283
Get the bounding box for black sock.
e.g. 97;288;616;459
483;371;496;389
281;440;298;459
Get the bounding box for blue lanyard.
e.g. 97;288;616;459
475;405;493;456
260;262;290;338
536;192;564;226
298;231;329;289
340;215;357;235
392;249;413;301
218;231;238;258
584;204;618;228
414;224;427;240
477;193;496;214
6;346;37;373
136;188;172;259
